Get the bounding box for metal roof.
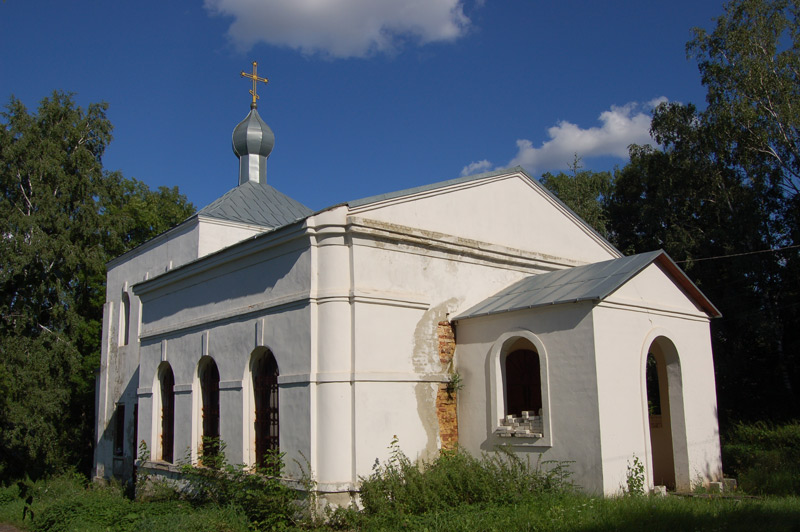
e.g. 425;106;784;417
454;250;721;320
197;180;313;228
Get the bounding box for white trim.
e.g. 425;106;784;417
277;372;449;385
348;217;588;271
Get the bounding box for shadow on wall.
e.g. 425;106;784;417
98;367;140;482
142;248;305;325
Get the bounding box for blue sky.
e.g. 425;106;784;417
1;1;726;212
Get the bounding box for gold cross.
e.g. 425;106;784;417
241;61;269;108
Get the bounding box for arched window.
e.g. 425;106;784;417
253;351;279;469
505;348;542;417
490;332;550;445
199;358;220;459
159;364;175;463
120;292;131;346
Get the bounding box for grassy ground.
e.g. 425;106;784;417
2;422;800;531
2;477;800;532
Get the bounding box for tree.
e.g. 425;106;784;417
606;0;800;423
540;156;614;238
608;101;788;422
0;91;195;481
690;0;800;201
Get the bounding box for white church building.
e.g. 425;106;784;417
93;89;724;497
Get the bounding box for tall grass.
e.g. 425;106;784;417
334;438;573;527
0;473;250;532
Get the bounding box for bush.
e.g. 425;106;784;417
722;421;800;495
177;439;300;530
357;438;574;517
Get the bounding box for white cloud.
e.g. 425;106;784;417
205;0;472;58
460;159;492;177
496;99;664;175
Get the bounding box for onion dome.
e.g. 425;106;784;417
232;107;275;185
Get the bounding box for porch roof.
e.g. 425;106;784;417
453;250;721;320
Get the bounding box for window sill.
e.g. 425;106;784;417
494;429;544;439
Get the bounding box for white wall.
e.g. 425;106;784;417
349;171;619;265
592;263;722;493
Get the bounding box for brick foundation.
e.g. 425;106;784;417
436;321;458;450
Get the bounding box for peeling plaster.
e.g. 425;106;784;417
411;298;459;455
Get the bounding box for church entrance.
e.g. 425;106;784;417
645;336;689;491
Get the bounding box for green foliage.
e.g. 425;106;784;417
625;455;645;496
5;467;800;531
176;438;299;530
356;438;574;518
0;472;250;532
445;372;463;397
722;421;800;495
0;91;195;482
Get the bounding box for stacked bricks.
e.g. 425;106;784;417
437;321;455;365
436;321;458;450
494;411;543;438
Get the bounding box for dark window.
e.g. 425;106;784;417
113;404;125;456
253;352;279;469
505;349;542;417
200;359;220;458
160;365;175;462
121;293;131;346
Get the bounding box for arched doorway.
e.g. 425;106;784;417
645;336;689;491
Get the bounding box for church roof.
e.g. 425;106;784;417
197;180;313;228
454;250;721;320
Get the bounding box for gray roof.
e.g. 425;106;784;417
454;250;721;320
197;181;313;228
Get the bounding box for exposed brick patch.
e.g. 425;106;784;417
437;321;455;366
436;384;458;450
436;321;458;450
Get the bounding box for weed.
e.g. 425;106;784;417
178;438;298;530
625;455;645;496
445;372;464;397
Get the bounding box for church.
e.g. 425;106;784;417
93;66;723;498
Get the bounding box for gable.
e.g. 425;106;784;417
454;250;720;321
347;167;619;265
605;262;711;316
